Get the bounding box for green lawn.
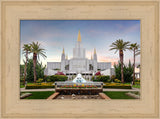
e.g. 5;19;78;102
20;85;25;88
21;91;138;99
124;83;140;89
20;82;25;88
103;91;137;99
21;91;55;99
132;85;140;88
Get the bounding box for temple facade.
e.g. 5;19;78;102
44;31;112;79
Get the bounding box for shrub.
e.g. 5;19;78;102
50;75;68;82
36;78;43;83
46;78;51;82
135;79;140;82
134;79;140;85
103;85;131;89
114;79;121;83
26;85;55;89
134;82;140;85
95;71;101;76
44;75;50;82
114;61;133;83
20;78;24;83
92;78;99;82
26;82;54;89
92;75;111;82
26;59;46;82
103;83;132;89
111;75;116;81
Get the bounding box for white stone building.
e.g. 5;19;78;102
44;31;112;79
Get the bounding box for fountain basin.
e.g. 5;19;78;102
55;82;103;95
55;73;103;95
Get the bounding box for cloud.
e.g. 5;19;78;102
97;55;119;66
20;20;140;66
123;23;140;34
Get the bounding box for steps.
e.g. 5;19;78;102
47;92;60;100
99;93;111;99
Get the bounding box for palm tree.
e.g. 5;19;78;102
110;39;130;83
30;42;46;83
22;44;31;85
130;43;140;85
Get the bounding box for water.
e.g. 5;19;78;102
72;73;87;83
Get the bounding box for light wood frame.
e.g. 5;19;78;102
0;0;159;118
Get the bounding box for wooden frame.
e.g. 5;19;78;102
0;0;159;118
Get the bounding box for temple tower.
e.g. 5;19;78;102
61;48;65;71
73;30;85;59
93;48;97;72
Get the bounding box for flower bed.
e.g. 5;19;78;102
103;83;132;89
59;85;97;89
26;82;55;89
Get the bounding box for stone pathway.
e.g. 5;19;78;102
103;88;140;92
20;88;55;92
20;88;140;92
99;93;111;99
47;92;59;100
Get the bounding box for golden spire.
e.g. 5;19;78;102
77;30;81;42
62;47;65;54
91;54;93;60
94;48;96;54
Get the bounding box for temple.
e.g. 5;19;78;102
44;31;113;79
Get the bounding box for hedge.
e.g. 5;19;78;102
103;83;132;89
26;85;55;89
26;82;55;89
50;75;68;82
103;85;132;89
92;75;111;82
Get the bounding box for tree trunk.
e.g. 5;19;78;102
23;51;28;85
133;49;136;85
119;50;124;83
33;53;37;83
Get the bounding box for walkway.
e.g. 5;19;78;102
20;88;55;92
103;88;140;92
20;88;140;92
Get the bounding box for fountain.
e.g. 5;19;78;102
55;73;103;95
72;73;87;83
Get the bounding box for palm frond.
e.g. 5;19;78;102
30;41;47;60
110;39;130;52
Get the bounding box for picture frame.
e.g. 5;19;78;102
0;0;159;118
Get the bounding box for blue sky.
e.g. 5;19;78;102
20;20;140;66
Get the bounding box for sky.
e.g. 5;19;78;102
20;20;140;67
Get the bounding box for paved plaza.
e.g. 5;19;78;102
20;87;140;92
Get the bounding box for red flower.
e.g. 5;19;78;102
95;71;101;76
55;71;65;75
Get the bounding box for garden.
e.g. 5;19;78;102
20;41;140;99
21;91;139;99
21;91;55;99
21;74;140;90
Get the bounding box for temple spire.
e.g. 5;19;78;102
77;30;81;42
94;48;96;54
62;47;65;54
